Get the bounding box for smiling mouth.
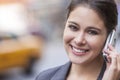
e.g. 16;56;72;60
73;47;87;52
70;45;89;56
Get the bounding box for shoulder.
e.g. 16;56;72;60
35;62;71;80
36;66;61;80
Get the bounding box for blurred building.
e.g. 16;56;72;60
24;0;70;41
0;0;29;35
116;3;120;52
0;0;44;79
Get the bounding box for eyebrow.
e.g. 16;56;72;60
68;21;102;31
68;21;80;27
87;26;101;32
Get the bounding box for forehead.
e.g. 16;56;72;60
69;6;100;21
67;6;106;30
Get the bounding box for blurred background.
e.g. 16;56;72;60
0;0;119;80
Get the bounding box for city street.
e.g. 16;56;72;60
0;0;119;80
1;36;120;80
0;40;69;80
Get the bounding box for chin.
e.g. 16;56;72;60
69;56;89;65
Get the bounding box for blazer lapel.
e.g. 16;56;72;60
51;62;71;80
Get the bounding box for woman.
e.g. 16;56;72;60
36;0;119;80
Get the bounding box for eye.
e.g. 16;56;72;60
68;24;78;31
88;30;98;35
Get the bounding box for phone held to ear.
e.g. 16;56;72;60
102;30;116;62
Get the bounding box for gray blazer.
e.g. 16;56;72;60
35;61;106;80
35;62;71;80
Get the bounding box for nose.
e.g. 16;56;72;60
74;33;86;45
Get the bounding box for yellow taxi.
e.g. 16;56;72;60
0;0;44;75
0;33;44;74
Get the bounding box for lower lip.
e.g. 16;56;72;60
71;48;88;56
72;50;87;56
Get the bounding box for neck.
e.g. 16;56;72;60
68;55;104;79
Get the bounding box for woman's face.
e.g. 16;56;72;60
63;6;107;64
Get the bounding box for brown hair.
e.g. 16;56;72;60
67;0;118;34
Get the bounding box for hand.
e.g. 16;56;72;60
102;45;120;80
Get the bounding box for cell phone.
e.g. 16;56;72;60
102;30;116;62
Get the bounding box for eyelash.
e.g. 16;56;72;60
68;25;78;31
88;30;98;35
67;24;99;35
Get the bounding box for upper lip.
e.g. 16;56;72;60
70;44;89;51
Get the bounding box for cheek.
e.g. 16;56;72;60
63;30;75;54
87;36;106;53
63;34;71;48
63;29;73;44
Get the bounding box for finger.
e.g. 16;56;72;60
106;49;118;66
106;48;120;79
116;54;120;79
107;55;118;80
118;54;120;72
104;49;110;55
108;44;115;51
110;54;118;71
118;54;120;70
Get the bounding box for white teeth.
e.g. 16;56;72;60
73;47;86;53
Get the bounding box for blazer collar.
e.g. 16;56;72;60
51;62;71;80
51;61;106;80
